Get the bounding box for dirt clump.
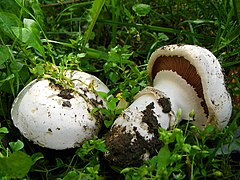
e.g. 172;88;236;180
105;102;163;167
58;89;74;100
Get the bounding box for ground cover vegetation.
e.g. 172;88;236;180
0;0;240;179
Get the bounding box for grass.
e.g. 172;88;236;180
0;0;240;179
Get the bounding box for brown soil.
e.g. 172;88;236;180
62;100;72;107
105;102;163;167
158;97;171;113
58;89;74;100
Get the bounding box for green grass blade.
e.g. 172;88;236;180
233;0;240;24
110;0;120;46
82;0;105;50
98;19;209;39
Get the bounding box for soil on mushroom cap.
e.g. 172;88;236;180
105;103;163;167
62;100;72;107
58;89;74;100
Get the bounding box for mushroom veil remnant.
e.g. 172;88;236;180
105;44;232;167
11;70;109;150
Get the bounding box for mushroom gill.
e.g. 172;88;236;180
151;56;209;117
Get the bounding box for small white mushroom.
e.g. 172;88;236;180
11;70;109;150
105;44;232;167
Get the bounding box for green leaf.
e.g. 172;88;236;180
10;61;24;74
132;4;151;17
109;71;120;83
31;152;44;164
0;74;15;87
9;140;24;152
0;46;11;65
0;151;33;178
104;119;114;128
82;0;105;49
106;97;118;110
0;127;8;134
56;158;64;167
158;33;169;41
191;145;201;151
29;0;44;27
157;145;171;169
0;12;21;38
158;128;176;144
203;124;215;134
76;138;107;160
11;26;44;56
11;27;30;43
96;91;108;99
23;18;40;37
62;171;79;180
182;144;191;153
32;64;45;75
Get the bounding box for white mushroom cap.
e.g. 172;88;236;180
105;87;175;167
148;44;232;129
11;70;109;150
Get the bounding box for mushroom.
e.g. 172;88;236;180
104;87;175;167
104;44;232;167
148;44;232;129
11;70;109;150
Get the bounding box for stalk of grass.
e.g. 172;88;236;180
14;0;49;60
81;0;105;50
211;0;240;53
222;58;240;68
85;48;108;60
55;1;93;24
98;19;209;39
233;0;240;24
110;0;120;46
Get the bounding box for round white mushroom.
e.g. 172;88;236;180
11;70;109;150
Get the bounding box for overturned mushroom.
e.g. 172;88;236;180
148;44;232;129
11;70;109;150
105;44;232;167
